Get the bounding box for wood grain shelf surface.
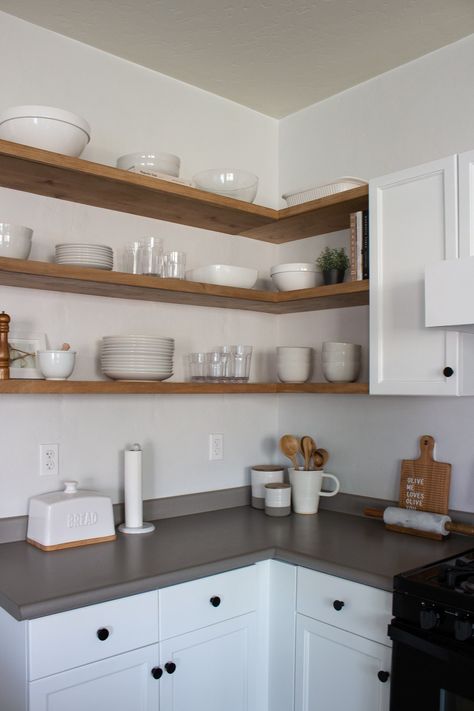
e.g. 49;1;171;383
0;258;369;314
0;380;369;395
0;140;368;243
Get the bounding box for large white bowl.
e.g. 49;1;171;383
271;270;321;291
0;223;33;259
37;351;76;380
322;360;361;383
117;152;180;177
0;105;90;157
270;262;317;275
186;265;258;289
192;169;258;203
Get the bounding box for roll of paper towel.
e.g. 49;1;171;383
118;443;155;535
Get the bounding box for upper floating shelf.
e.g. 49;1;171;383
0;140;368;243
0;258;369;314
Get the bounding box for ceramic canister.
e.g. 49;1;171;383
264;482;291;517
250;465;285;509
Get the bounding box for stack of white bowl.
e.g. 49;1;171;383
100;335;174;381
55;243;113;270
270;263;322;291
321;342;361;383
277;346;313;383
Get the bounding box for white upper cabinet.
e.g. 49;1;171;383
425;149;474;332
369;155;470;395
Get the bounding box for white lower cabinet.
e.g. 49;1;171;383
295;615;391;711
159;613;257;711
29;644;160;711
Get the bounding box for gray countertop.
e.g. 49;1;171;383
0;506;472;621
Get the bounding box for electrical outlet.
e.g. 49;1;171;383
209;434;224;461
39;444;59;477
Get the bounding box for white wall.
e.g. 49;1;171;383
278;34;474;513
0;12;280;517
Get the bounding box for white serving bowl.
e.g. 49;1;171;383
117;152;180;177
270;263;321;291
186;264;258;289
322;360;360;383
0;223;33;259
0;105;90;157
271;262;317;275
37;351;76;380
192;169;258;203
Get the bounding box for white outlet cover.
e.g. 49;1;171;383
39;443;59;477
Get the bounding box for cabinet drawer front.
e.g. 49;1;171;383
159;565;257;640
29;591;158;680
297;567;391;645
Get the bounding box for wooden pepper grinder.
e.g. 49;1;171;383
0;311;11;380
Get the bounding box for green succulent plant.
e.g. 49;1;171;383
316;246;350;272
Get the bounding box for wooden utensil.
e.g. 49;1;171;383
398;435;451;515
0;311;10;380
300;436;316;470
313;448;329;470
279;434;300;469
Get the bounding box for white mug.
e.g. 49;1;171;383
289;468;340;514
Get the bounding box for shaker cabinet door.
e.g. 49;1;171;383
159;613;258;711
459;148;474;258
29;644;160;711
295;614;391;711
370;155;460;395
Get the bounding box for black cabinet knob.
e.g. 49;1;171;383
377;671;390;683
333;600;345;611
443;367;454;377
210;596;221;607
96;627;109;641
151;667;163;680
165;662;177;674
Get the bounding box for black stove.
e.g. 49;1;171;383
389;548;474;710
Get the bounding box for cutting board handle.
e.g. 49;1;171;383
417;435;435;464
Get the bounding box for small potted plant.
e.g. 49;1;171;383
316;247;350;285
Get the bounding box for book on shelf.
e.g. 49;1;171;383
349;209;369;280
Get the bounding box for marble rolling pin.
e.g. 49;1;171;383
118;443;155;535
364;506;474;539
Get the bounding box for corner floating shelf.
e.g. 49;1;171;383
0;140;368;243
0;257;369;314
0;381;369;395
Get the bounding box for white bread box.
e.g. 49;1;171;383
27;480;116;551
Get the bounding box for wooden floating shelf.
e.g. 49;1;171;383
0;381;369;395
0;258;369;314
0;140;368;243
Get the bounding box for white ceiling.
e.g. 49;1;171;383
1;0;474;117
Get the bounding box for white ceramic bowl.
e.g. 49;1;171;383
270;262;318;275
322;360;360;383
37;351;76;380
271;270;320;291
117;152;180;177
322;341;361;353
186;264;258;289
277;347;313;357
0;105;90;157
0;223;33;259
192;169;258;203
277;360;312;383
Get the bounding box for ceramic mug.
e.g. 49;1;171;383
289;468;340;514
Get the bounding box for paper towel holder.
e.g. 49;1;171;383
118;443;155;535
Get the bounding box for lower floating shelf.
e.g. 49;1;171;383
0;380;369;395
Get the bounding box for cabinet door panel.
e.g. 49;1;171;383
160;613;257;711
459;149;474;258
29;644;159;711
295;615;390;711
370;156;459;395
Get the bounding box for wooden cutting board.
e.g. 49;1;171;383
397;435;451;515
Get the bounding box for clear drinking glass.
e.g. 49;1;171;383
162;251;186;279
205;351;229;382
138;237;163;276
230;345;253;382
121;240;142;274
188;352;207;381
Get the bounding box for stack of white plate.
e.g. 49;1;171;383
55;243;113;270
100;335;174;381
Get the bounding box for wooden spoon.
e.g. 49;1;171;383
313;448;329;470
300;436;316;471
279;434;301;469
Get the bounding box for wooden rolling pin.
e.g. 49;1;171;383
364;506;474;539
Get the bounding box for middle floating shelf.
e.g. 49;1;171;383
0;258;369;314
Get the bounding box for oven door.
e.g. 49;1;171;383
389;621;474;710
